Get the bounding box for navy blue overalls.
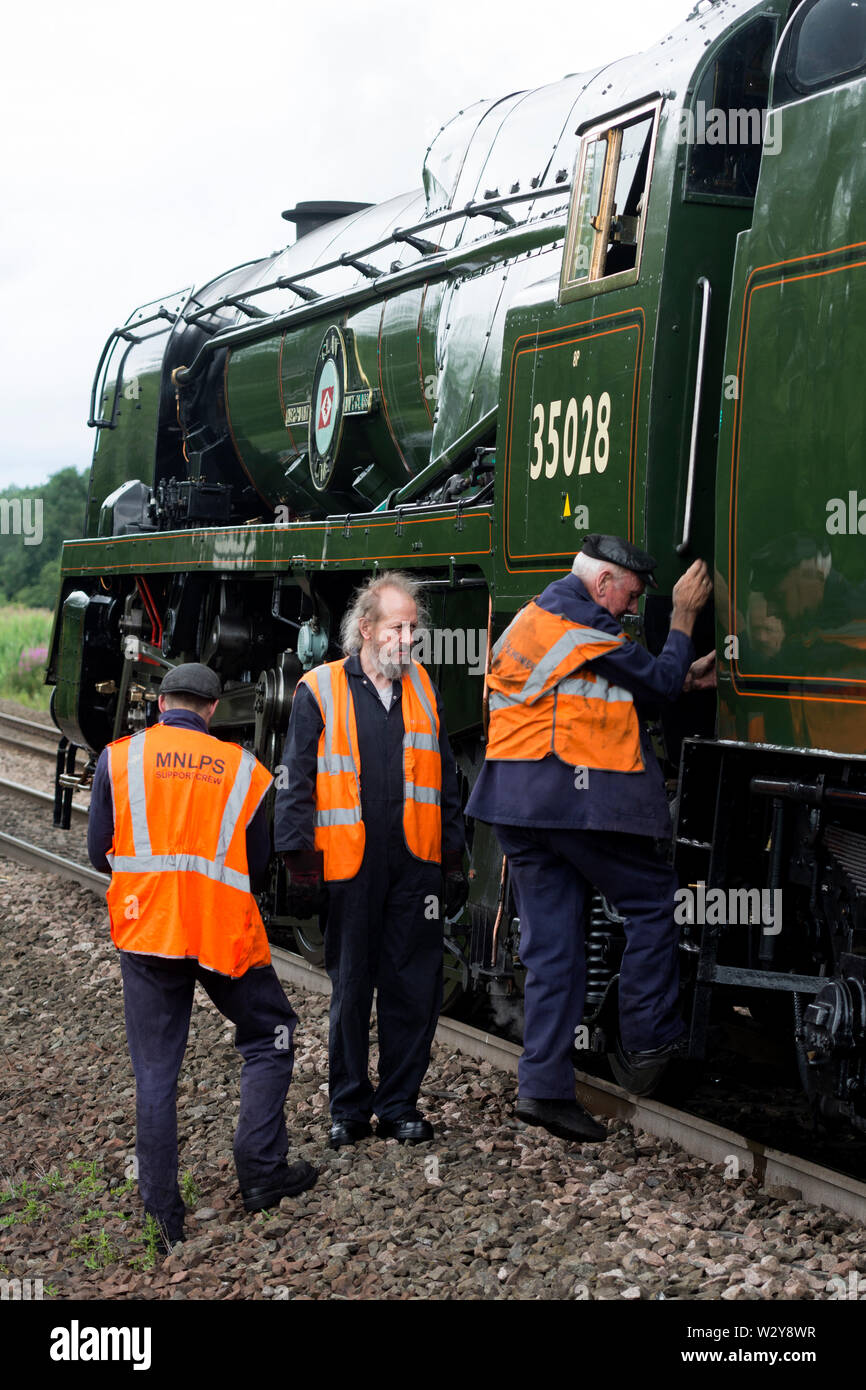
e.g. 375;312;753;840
466;574;693;1099
275;653;465;1122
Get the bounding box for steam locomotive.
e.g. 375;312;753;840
48;0;866;1129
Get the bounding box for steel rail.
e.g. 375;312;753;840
4;833;865;1222
0;832;107;892
0;734;58;760
0;711;57;737
0;777;88;817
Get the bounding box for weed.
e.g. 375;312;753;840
81;1207;112;1223
22;1196;48;1223
180;1171;200;1206
70;1160;104;1195
71;1230;117;1270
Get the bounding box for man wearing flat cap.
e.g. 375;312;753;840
88;662;316;1250
467;537;714;1143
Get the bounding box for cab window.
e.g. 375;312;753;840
775;0;866;104
684;15;777;202
560;100;659;301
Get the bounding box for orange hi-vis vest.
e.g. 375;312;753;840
299;658;442;881
485;601;644;772
105;723;273;977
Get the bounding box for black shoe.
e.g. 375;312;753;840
241;1160;318;1212
514;1096;607;1143
377;1113;434;1144
623;1035;688;1069
329;1119;372;1149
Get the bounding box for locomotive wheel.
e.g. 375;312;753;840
607;1033;700;1100
292;917;325;967
608;1034;670;1097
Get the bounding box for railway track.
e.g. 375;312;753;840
0;776;89;817
0;709;61;760
3;828;866;1223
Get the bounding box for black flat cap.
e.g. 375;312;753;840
160;663;221;700
581;534;659;589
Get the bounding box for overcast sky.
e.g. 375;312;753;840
2;0;692;495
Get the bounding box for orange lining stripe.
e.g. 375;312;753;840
62;512;493;574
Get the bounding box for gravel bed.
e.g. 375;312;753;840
0;696;55;726
0;772;91;864
3;859;866;1301
0;696;91;802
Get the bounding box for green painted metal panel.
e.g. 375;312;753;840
717;72;866;753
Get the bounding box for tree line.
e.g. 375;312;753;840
0;468;89;609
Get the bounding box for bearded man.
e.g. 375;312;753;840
274;573;467;1148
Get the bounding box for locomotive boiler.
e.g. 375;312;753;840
48;0;866;1130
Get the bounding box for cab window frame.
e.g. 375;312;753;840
559;96;662;306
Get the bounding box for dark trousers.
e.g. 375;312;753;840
493;825;683;1099
119;952;298;1238
323;832;443;1123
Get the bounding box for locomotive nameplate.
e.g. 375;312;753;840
284;403;311;427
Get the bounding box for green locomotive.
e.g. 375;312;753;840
49;0;866;1128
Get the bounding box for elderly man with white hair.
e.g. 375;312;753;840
467;535;714;1143
274;572;467;1149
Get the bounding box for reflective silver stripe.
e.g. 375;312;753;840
125;732;152;856
316;665;336;756
558;675;634;703
405;783;441;805
405;662;438;733
317;754;358;773
521;627;624;700
404;730;438;752
403;665;440;814
214;749;255;861
343;677;361;799
108;853;250;893
313;663;361;785
488;690;511;712
316;807;363;826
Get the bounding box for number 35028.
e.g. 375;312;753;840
529;392;611;480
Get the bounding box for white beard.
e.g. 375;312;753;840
370;640;410;682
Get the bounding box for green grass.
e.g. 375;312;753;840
0;604;52;709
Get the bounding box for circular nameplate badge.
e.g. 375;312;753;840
309;325;346;491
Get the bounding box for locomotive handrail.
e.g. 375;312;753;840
87;308;180;430
174;184;571;373
676;275;711;555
